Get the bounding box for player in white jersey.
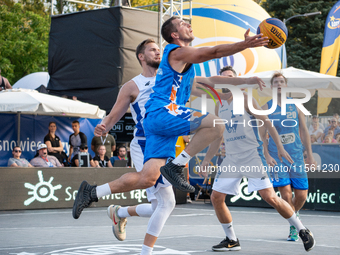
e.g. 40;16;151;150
92;39;161;241
200;66;315;252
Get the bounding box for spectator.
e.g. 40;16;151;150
30;144;62;167
327;130;337;143
91;131;116;158
71;143;96;167
93;145;112;167
310;134;317;144
110;145;128;166
8;146;33;167
323;135;333;144
323;118;340;140
308;115;325;133
333;113;339;124
0;68;12;91
68;120;87;163
44;122;68;166
309;122;323;143
336;133;340;143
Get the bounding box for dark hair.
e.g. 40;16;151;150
118;145;127;151
48;121;57;141
135;38;156;65
219;66;237;77
12;146;20;152
270;72;287;85
161;16;179;44
72;120;79;125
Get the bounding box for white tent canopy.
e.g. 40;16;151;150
242;67;340;98
0;89;105;118
13;72;50;90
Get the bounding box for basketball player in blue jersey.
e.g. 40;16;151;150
73;17;268;254
145;16;268;195
261;72;317;242
200;66;315;252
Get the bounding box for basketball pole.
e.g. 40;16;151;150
281;12;321;69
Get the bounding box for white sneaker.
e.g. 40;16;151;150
107;205;127;241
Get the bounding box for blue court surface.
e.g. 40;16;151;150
0;201;339;254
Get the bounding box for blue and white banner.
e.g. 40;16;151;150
0;113;101;166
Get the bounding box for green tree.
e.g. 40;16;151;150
261;0;340;115
0;3;50;84
261;0;339;76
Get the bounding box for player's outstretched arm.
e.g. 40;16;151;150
247;96;293;164
94;81;138;137
195;76;266;90
199;103;223;178
298;109;317;168
172;29;268;64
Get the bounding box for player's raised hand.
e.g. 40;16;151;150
243;28;269;48
94;123;106;137
247;76;266;91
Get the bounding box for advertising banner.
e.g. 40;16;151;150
0;114;101;167
0;167;148;210
320;0;340;76
189;144;340;211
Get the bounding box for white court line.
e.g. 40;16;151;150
0;207;339;219
174;207;340;218
1;234;339;251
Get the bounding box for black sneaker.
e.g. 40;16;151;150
212;237;241;251
160;160;195;193
299;228;315;252
72;181;98;219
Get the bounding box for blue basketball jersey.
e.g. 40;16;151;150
145;44;195;114
267;99;303;154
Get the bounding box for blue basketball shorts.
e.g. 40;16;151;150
143;105;208;163
269;150;308;190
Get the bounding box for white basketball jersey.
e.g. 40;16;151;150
218;99;263;154
131;74;155;138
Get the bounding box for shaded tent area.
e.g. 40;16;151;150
0;89;105;166
241;67;340;114
48;6;159;113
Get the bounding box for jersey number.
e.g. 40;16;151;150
287;112;297;119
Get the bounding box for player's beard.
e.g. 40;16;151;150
145;57;160;69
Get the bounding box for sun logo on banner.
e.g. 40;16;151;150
230;178;262;202
24;170;62;206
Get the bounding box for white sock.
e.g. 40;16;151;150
117;207;130;218
287;213;305;232
140;244;153;255
172;150;192;166
136;204;154;217
221;222;237;241
96;183;111;198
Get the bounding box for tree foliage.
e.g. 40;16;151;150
0;3;50;84
261;0;339;75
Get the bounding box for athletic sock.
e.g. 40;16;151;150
140;244;153;255
221;222;237;241
96;183;111;198
117;206;130;218
172;150;192;166
287;213;305;232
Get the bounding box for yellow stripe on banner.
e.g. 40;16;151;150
317;97;332;114
320;36;340;76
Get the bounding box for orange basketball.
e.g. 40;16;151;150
257;18;288;49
